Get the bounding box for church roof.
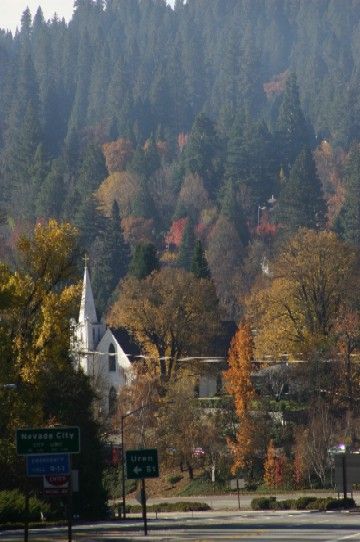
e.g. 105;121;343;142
79;265;98;324
110;328;141;359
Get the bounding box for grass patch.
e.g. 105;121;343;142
180;478;230;496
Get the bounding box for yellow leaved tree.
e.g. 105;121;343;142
247;229;358;359
108;268;221;383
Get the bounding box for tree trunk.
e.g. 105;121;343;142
186;461;194;480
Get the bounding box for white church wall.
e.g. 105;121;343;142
96;329;133;390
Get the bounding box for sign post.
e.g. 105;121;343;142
16;427;80;542
126;449;159;536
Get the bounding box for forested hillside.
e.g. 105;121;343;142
2;0;360;506
0;0;360;319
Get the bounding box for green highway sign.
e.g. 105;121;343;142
126;448;159;479
16;427;80;455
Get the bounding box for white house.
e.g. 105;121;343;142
71;264;140;415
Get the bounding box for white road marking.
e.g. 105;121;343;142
327;532;360;541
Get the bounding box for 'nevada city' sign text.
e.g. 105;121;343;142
16;427;80;455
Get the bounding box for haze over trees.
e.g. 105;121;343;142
2;0;360;509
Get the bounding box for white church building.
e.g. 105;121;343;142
71;265;233;415
71;264;140;416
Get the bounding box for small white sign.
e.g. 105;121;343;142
229;478;246;490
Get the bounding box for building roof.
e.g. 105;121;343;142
79;265;98;324
110;327;141;359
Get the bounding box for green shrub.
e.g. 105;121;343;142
276;499;294;510
251;496;276;510
128;501;211;513
0;490;50;523
324;497;355;511
305;497;333;511
295;496;317;510
167;475;183;485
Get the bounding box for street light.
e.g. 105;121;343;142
120;400;173;519
120;403;157;519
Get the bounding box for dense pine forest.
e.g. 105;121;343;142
1;0;360;319
2;0;360;512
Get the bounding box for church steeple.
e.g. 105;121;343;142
79;261;98;324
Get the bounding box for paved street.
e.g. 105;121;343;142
2;510;360;542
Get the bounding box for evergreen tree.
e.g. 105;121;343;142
7;102;42;219
77;143;108;196
178;217;195;271
338;145;360;246
274;147;326;234
220;178;250;245
29;143;48;218
191;240;210;279
225;115;278;224
185;113;223;196
35;158;65;219
74;195;107;251
276;73;313;170
129;243;159;279
91;200;130;316
144;136;161;177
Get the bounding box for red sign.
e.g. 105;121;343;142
44;474;69;496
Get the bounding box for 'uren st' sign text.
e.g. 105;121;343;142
16;427;80;455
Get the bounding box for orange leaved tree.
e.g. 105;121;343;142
224;321;255;415
224;321;257;473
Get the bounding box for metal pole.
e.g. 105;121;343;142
24;483;29;542
141;478;148;536
121;416;126;519
236;478;241;510
342;453;347;499
67;456;73;542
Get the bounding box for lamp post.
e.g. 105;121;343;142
120;400;173;519
120;403;153;520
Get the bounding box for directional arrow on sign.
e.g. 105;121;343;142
126;449;159;479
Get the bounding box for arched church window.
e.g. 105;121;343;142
108;344;116;372
109;387;117;416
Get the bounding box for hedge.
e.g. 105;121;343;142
251;496;356;511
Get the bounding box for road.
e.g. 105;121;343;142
2;510;360;541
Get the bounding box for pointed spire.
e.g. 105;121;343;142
79;261;98;324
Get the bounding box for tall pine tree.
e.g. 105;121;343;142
274;147;326;234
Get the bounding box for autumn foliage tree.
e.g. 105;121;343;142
224;321;257;474
263;440;288;489
247;229;358;359
224;321;255;415
102;138;134;173
108;268;221;383
0;220;106;514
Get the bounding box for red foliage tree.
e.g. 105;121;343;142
165;217;188;249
